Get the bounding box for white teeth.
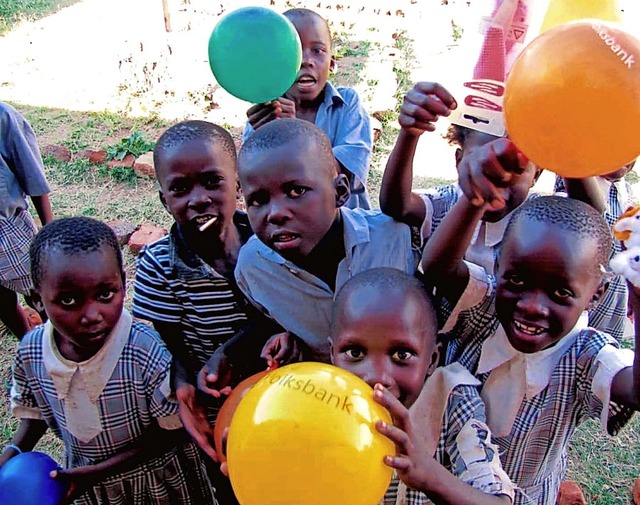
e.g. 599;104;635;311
514;320;544;335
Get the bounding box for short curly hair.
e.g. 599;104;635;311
30;217;123;290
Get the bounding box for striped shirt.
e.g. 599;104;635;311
441;270;635;505
132;213;254;380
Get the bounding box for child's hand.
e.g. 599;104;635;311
247;98;296;130
260;332;300;368
373;384;438;493
176;383;218;462
198;348;233;398
399;82;457;137
457;137;528;210
51;465;94;504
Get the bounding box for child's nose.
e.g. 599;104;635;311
188;187;213;209
364;364;394;391
301;49;314;67
266;198;292;223
516;291;549;317
81;304;104;326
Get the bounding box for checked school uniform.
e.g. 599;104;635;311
382;363;514;505
440;264;635;505
10;310;217;505
0;102;50;294
555;176;633;341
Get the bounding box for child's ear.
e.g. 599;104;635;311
588;279;608;310
330;55;337;74
426;341;442;376
29;290;44;314
334;174;351;208
236;178;242;200
159;190;170;214
454;147;463;168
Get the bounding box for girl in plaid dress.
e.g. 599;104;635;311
0;217;217;505
422;139;639;505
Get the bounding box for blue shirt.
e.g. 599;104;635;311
235;208;421;361
243;83;373;209
0;102;50;219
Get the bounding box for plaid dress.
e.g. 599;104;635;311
441;271;635;505
0;208;37;293
382;365;514;505
11;313;217;505
555;176;633;341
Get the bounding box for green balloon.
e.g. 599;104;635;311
208;7;302;104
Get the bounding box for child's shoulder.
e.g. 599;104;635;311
126;321;172;361
17;324;47;357
327;82;364;106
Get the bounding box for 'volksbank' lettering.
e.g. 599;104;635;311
592;24;635;69
269;373;354;415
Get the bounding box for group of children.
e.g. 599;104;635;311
0;5;638;505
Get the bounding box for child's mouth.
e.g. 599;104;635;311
194;215;218;231
513;320;546;336
271;233;301;250
296;76;316;89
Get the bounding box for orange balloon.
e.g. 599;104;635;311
505;21;640;177
214;368;274;462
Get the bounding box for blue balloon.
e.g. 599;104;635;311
0;452;68;505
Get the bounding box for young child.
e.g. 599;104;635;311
330;267;514;505
1;217;217;504
421;140;639;504
555;160;637;341
0;101;53;338
131;120;278;504
242;8;373;210
229;118;420;366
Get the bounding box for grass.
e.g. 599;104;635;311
0;0;79;35
1;6;639;504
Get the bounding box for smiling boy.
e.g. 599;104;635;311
242;8;373;209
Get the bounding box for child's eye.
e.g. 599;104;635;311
505;274;524;287
169;183;189;195
391;349;416;363
59;296;77;307
286;187;307;198
203;176;223;189
97;290;115;302
553;288;574;300
246;192;268;208
343;347;365;360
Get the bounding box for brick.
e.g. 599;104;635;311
133;151;155;178
557;481;586;505
88;150;108;164
633;478;640;505
128;223;167;255
107;220;139;246
41;144;71;162
107;153;135;169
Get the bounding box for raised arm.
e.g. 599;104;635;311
380;82;456;227
610;285;640;410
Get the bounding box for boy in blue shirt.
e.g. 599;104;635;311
242;8;372;209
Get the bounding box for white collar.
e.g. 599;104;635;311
43;310;132;402
478;311;588;398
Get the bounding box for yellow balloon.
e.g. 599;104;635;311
227;362;394;505
505;21;640;178
541;0;622;32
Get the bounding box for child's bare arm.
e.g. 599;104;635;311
0;418;48;467
52;424;188;503
563;178;606;214
374;386;511;505
30;194;53;226
610;285;640;410
380;83;456;227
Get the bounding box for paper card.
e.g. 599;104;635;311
479;16;529;43
449;79;506;137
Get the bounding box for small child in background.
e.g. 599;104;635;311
554;160;637;341
132;120;280;504
242;8;373;209
230;118;420;366
421;142;639;504
330;268;514;505
1;217;216;505
0;101;53;338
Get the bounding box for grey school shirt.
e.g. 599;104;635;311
0;102;50;219
235;207;421;362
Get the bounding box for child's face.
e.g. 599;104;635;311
35;246;125;358
157;138;237;237
331;288;438;408
240;139;349;262
458;130;537;223
286;15;335;103
495;218;603;353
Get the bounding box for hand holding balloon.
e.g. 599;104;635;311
198;347;233;398
247;97;296;130
259;331;301;369
50;466;96;505
176;383;218;462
